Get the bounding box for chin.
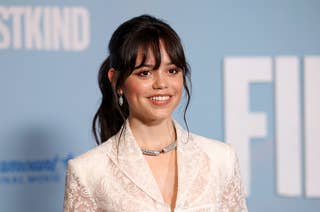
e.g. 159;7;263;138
141;112;173;124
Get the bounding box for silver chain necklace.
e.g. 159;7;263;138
141;141;177;156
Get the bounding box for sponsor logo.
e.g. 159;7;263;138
0;153;73;184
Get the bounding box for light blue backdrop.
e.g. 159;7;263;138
0;0;319;211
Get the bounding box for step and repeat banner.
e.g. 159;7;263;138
0;1;319;211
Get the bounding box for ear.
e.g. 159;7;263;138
107;68;116;85
108;68;123;94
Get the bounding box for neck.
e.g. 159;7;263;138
128;117;176;150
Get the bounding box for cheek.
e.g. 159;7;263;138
173;76;184;94
123;78;149;100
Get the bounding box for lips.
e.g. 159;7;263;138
149;95;170;101
148;95;171;105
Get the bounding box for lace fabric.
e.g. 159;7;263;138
218;146;248;212
63;165;98;212
63;121;248;212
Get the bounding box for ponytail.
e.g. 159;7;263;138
92;57;129;145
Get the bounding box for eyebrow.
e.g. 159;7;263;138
134;62;175;69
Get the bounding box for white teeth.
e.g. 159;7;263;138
150;96;170;101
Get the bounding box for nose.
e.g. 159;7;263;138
152;71;168;90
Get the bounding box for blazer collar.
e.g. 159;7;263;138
105;120;211;206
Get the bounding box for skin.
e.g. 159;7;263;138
108;41;183;210
118;41;184;149
123;47;183;128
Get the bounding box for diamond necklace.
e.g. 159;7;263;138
141;141;177;156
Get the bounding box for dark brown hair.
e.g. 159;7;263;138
92;15;191;145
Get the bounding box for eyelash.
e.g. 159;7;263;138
168;68;179;74
136;70;151;77
135;67;180;78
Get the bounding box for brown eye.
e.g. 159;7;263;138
168;68;178;74
137;70;151;77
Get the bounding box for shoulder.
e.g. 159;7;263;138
175;121;232;158
188;132;237;169
190;132;232;154
66;137;115;179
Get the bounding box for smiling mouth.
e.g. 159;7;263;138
148;95;172;106
149;96;171;101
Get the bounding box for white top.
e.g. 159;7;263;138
63;121;248;212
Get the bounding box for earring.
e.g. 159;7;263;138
118;95;123;106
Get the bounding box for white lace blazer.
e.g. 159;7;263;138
63;121;248;212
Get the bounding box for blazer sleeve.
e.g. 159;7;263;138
220;145;248;212
63;160;97;212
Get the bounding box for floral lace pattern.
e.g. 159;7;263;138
218;146;248;212
63;120;248;211
63;167;97;212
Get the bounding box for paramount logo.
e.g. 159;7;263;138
0;154;73;184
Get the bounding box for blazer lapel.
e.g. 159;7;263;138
174;121;212;208
106;120;165;204
105;120;212;207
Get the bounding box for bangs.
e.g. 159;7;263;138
122;28;187;73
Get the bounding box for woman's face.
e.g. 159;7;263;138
122;42;184;124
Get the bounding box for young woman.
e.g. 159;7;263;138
63;15;248;212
